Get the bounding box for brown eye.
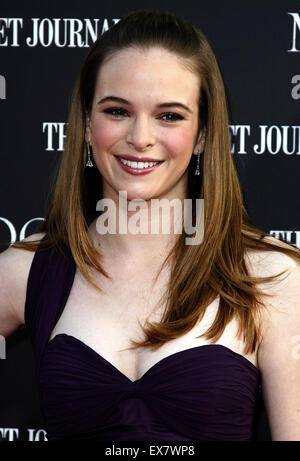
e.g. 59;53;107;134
104;108;129;117
161;112;184;122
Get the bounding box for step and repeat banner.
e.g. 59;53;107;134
0;0;299;441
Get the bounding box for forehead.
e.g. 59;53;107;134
94;47;200;104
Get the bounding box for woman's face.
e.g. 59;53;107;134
85;46;205;202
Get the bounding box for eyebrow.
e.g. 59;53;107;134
97;96;192;113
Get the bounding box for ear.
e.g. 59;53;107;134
193;127;206;155
85;112;92;144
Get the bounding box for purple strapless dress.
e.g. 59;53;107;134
24;237;261;441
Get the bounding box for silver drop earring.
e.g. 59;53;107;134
195;150;201;176
86;143;94;167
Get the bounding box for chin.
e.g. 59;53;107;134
125;192;152;202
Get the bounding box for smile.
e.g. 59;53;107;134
114;155;164;176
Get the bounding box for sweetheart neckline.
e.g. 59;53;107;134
47;333;260;384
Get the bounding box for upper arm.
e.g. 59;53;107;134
0;232;46;338
256;250;300;441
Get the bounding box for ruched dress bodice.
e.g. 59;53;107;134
24;238;261;441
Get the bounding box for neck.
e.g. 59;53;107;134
88;193;184;263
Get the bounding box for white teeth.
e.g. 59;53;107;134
119;157;159;169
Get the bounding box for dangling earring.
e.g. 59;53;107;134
86;142;93;167
195;150;201;176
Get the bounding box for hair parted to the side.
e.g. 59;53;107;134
12;9;300;354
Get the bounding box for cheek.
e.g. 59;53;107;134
162;128;195;159
91;119;123;150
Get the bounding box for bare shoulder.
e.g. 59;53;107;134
244;235;300;440
245;234;300;340
0;232;46;330
245;234;300;280
0;232;47;267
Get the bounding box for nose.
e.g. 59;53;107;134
126;115;155;151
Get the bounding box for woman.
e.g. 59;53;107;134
0;10;300;441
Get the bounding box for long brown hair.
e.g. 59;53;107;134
13;9;300;354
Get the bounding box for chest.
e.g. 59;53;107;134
49;265;258;381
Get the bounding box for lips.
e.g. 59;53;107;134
114;154;164;176
115;154;164;162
